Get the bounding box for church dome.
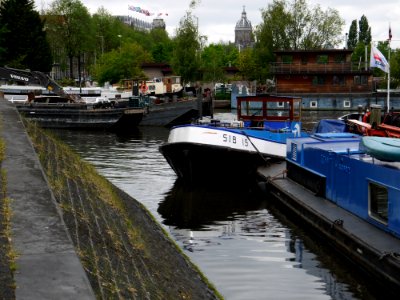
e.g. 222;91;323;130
235;7;252;29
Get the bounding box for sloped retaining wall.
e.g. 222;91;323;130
25;121;220;300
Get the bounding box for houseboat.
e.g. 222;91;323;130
269;49;400;111
258;133;400;293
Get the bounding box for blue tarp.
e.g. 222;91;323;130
312;119;347;133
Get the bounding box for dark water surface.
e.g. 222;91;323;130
51;111;377;300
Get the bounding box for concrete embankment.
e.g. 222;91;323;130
0;98;220;299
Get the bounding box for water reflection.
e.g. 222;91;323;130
158;181;358;300
158;181;265;229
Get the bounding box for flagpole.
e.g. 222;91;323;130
387;44;390;112
387;23;392;112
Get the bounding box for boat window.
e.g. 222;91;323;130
343;100;351;108
369;182;388;224
310;101;318;108
277;101;284;108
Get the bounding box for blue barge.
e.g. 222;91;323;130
257;133;400;292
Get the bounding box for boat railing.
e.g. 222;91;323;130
270;62;371;75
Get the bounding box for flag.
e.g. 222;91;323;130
370;44;389;73
389;25;392;41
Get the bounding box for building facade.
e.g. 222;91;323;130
268;49;397;110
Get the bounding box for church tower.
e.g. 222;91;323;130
235;6;254;50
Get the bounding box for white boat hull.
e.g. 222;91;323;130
160;125;292;184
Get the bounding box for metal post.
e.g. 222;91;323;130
387;45;391;112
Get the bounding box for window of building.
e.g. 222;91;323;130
317;55;328;64
354;75;368;85
334;54;345;63
301;56;308;65
333;75;345;85
310;101;318;108
369;182;388;224
343;100;351;108
282;55;293;64
277;101;284;108
312;76;325;85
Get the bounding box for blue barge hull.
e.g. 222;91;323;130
257;138;400;292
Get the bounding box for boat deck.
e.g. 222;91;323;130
259;162;400;252
258;162;400;289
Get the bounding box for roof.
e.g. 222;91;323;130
235;7;252;29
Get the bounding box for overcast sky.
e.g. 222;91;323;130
34;0;400;48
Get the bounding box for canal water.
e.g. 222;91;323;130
52;111;378;300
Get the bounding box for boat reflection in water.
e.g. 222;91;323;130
158;181;364;300
158;181;265;230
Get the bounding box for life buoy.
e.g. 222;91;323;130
140;84;148;94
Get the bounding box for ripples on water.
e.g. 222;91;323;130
51;111;377;300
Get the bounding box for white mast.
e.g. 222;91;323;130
387;41;391;112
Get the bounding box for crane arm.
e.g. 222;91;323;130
0;66;81;102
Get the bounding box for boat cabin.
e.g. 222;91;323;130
237;95;301;131
286;134;400;238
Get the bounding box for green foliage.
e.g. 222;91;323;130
390;49;400;88
92;8;121;55
347;20;358;49
351;42;368;64
93;42;151;85
200;44;227;83
150;28;173;63
45;0;95;79
350;16;373;65
0;0;52;71
171;12;200;85
256;0;344;50
256;0;291;51
237;48;258;81
358;15;371;45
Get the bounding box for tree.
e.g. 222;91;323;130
149;28;173;63
0;0;52;71
92;7;120;56
347;20;358;49
350;16;372;64
200;44;226;83
237;47;258;81
46;0;95;79
171;12;200;86
358;15;371;45
93;42;151;85
256;0;344;50
256;0;291;51
390;48;400;88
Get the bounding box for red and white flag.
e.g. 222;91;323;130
370;44;389;73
